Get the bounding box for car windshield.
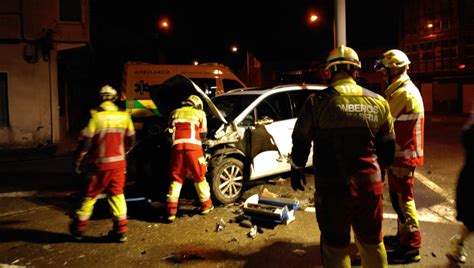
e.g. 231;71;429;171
212;94;259;121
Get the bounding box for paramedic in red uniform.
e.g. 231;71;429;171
69;85;136;242
166;95;213;221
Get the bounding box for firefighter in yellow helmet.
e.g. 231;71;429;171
166;94;213;222
290;45;395;267
70;85;136;242
375;49;424;263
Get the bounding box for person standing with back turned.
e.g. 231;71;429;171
70;85;136;242
166;94;213;222
374;49;424;263
290;45;395;267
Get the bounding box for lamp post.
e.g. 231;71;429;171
231;45;250;85
155;17;171;63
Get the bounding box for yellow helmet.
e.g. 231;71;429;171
374;49;411;71
99;85;117;100
182;94;203;110
325;45;361;70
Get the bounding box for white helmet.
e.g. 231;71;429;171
325;45;361;71
100;85;117;100
374;49;411;71
182;94;203;110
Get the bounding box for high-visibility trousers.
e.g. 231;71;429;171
387;166;421;248
73;167;128;234
166;149;212;215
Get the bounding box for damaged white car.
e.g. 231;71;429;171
130;74;325;204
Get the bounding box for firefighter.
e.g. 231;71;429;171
69;85;136;242
290;45;395;267
166;94;213;222
374;49;424;263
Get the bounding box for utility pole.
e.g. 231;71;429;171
334;0;347;48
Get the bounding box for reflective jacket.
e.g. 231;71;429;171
169;106;207;151
291;77;395;194
384;73;424;167
77;101;136;170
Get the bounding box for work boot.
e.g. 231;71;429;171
68;219;87;241
387;245;421;264
383;234;400;250
69;228;83;241
446;236;467;264
167;214;176;222
105;231;128;243
201;205;214;215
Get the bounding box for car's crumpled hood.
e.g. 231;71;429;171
148;74;227;124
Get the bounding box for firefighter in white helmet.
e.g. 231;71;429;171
290;45;395;267
166;94;213;222
375;49;424;263
69;85;136;242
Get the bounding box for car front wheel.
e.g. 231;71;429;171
210;158;245;204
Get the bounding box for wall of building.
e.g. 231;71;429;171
420;83;433;112
463;84;474;113
0;45;59;149
0;0;88;149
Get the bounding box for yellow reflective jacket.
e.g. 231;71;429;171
384;73;424;167
169;106;207;151
78;101;136;170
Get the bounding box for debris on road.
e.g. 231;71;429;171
215;218;226;232
292;249;306;256
248;225;258;239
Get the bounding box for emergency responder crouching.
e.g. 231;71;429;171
69;85;136;242
166;94;213;222
290;45;395;267
375;49;424;263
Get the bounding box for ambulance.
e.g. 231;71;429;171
120;62;246;135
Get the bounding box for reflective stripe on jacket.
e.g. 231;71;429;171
291;77;395;191
384;74;424;167
80;101;136;170
170;106;207;150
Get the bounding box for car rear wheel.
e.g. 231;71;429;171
210;158;245;204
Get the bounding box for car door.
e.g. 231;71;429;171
250;92;294;179
288;90;318;166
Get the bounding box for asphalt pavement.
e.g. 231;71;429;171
0;114;472;267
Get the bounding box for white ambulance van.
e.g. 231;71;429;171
120;62;246;134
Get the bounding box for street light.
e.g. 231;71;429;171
155;17;171;63
309;13;318;24
157;18;170;30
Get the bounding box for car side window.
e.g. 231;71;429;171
256;101;280;122
258;93;292;121
239;109;255;127
289;91;314;117
190;78;217;96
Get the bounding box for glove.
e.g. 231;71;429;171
290;167;306;191
74;161;82;175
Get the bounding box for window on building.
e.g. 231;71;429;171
0;73;9;127
59;0;82;22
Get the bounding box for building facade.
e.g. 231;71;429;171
401;0;474;113
0;0;89;149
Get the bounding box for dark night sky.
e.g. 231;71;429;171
88;0;400;80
